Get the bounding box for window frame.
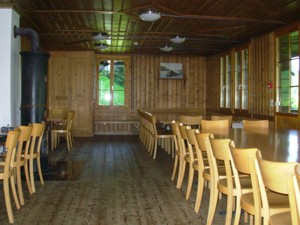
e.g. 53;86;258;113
234;46;249;111
275;30;300;115
96;55;130;108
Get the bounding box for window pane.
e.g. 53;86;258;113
220;57;225;108
291;58;299;86
276;31;299;113
113;60;125;105
226;55;231;108
99;60;111;105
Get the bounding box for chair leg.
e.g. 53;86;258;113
206;180;218;225
233;199;242;225
24;163;32;195
16;166;25;205
177;160;186;189
29;158;36;193
66;134;71;151
195;171;205;213
224;193;233;225
10;175;20;209
152;138;158;159
37;157;44;185
4;178;14;223
186;166;195;200
171;154;179;181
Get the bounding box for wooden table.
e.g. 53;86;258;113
211;128;300;163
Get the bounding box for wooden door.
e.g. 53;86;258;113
48;51;94;137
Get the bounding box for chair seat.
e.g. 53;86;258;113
269;211;292;225
218;176;252;195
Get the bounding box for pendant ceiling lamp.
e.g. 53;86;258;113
92;32;109;41
95;43;108;50
160;45;173;52
170;36;186;44
139;10;161;22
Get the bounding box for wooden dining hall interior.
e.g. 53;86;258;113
1;0;300;224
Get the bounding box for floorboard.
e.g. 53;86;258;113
0;135;248;225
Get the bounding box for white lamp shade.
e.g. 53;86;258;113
92;32;108;41
170;36;186;44
139;10;161;22
160;45;173;52
95;43;108;50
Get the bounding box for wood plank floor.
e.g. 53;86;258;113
0;135;248;225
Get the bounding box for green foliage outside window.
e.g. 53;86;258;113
99;60;125;106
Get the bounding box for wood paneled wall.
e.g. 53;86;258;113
132;54;206;121
251;33;275;117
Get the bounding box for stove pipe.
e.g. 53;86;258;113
14;26;50;125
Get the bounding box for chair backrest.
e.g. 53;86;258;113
229;141;258;175
211;115;233;127
243;120;269;130
186;128;205;170
66;110;76;131
201;119;229;134
254;152;299;225
16;126;33;163
293;165;300;224
179;115;202;128
229;141;260;212
170;120;180;153
178;123;190;157
29;122;45;156
49;108;68;119
5;129;21;173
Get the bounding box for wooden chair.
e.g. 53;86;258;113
292;165;300;223
184;126;198;200
201;119;229;135
29;122;46;194
14;125;33;205
207;134;252;225
170;120;181;184
229;141;259;225
177;123;191;189
179;115;202;128
242;119;269;130
186;128;212;209
268;164;300;225
211;115;233;128
150;114;175;159
194;130;211;212
1;129;21;223
254;152;298;225
51;110;75;151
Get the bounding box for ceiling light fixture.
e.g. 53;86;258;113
92;32;109;41
160;45;173;52
170;36;186;44
95;43;108;50
139;10;161;22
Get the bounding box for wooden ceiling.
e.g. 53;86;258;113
1;0;300;55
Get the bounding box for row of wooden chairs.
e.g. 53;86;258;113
171;119;300;225
137;109;176;159
1;122;45;223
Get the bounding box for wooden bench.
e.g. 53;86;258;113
94;120;140;135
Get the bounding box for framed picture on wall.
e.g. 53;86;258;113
159;62;183;79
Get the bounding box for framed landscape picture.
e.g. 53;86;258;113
159;62;183;79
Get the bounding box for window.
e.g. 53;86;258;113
234;48;249;110
98;59;126;106
276;31;299;113
220;54;232;109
